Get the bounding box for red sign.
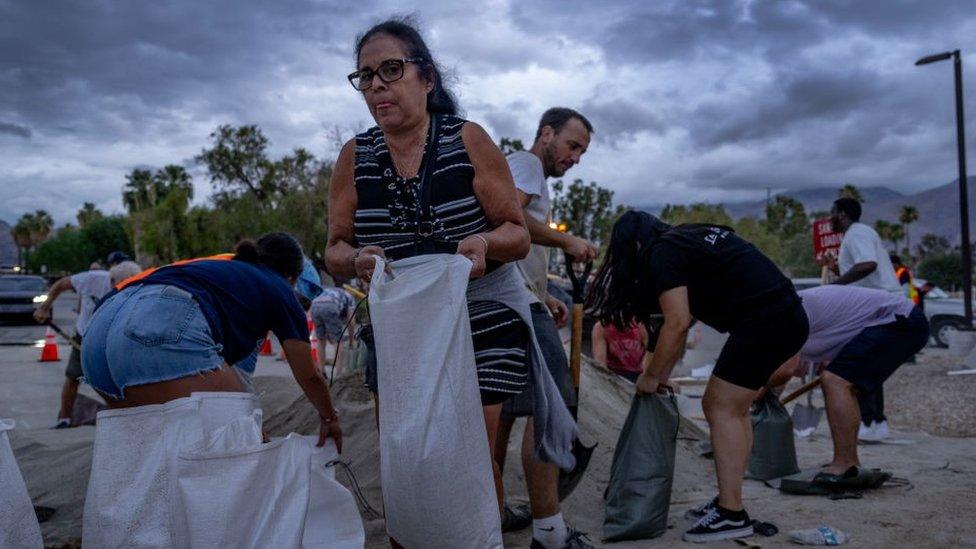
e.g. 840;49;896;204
813;217;842;261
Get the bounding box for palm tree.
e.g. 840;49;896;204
838;184;865;203
11;215;33;268
899;205;919;261
874;220;905;252
153;165;194;201
29;210;53;246
122;169;155;213
77;202;103;228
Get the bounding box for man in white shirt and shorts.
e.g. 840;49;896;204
828;197;907;441
34;263;113;428
494;108;598;549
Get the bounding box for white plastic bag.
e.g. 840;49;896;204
0;419;43;549
369;255;503;548
177;429;364;548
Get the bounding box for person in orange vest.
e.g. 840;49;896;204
890;254;920;305
81;233;341;450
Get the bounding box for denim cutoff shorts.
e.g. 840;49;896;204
81;284;225;399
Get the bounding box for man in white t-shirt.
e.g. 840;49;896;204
494;108;597;549
34;265;113;428
829;197;908;441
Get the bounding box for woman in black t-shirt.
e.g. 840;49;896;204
587;211;808;543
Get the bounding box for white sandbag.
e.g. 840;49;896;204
369;255;503;548
192;391;260;436
0;419;43;549
177;428;364;549
83;397;205;549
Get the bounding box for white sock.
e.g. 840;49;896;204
533;513;567;549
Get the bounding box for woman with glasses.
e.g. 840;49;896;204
326;17;581;548
82;232;342;449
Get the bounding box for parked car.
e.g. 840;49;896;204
915;278;974;348
0;275;48;321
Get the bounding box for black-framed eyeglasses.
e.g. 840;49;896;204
348;57;423;91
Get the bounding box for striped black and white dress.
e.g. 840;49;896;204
354;114;529;405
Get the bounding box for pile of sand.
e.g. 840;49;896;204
12;351;976;547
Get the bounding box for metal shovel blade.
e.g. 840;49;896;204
791;402;823;435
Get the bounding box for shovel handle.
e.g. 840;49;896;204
570;303;583;391
780;377;822;405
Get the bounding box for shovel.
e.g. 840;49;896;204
784;372;823;435
557;253;596;501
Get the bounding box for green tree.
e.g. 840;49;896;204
10;215;33;268
918;253;963;291
838;184;864;203
659;203;733;226
76;202;104;228
196;125;277;202
153;165;193;201
899;205;919;260
916;233;951;261
550;178;619;245
874;220;904;252
764;195;808;238
498;137;525;155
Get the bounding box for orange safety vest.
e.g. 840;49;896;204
115;253;235;290
895;266;920;305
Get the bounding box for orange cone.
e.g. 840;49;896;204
308;317;319;364
259;333;273;356
39;326;60;362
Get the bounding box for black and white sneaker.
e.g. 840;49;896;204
529;527;594;549
684;496;718;520
683;505;753;543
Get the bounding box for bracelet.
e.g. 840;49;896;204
351;247;363;269
472;234;489;253
321;409;339;423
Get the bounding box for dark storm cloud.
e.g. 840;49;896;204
2;0;976;225
0;122;30;138
579;97;665;144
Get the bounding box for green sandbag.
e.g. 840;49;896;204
747;391;800;481
603;392;679;542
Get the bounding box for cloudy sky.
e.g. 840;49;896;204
2;0;975;226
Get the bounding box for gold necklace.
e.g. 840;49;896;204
388;121;429;179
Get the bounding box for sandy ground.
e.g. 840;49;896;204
2;302;975;548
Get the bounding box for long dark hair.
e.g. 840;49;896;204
585;211;673;330
355;17;458;115
233;232;304;279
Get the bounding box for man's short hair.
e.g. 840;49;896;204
534;107;594;141
833;197;862;222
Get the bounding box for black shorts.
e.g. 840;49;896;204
713;301;809;390
826;307;928;393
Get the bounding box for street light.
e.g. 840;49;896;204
917;49;973;327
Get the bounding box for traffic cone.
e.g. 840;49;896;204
39;326;60;362
308;317;319;364
259;333;273;356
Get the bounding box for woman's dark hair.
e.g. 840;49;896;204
233;232;304;279
585;211;673;330
355;17;458;115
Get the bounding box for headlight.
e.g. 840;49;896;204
33;294;48;304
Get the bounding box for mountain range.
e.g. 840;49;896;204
639;178;976;249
